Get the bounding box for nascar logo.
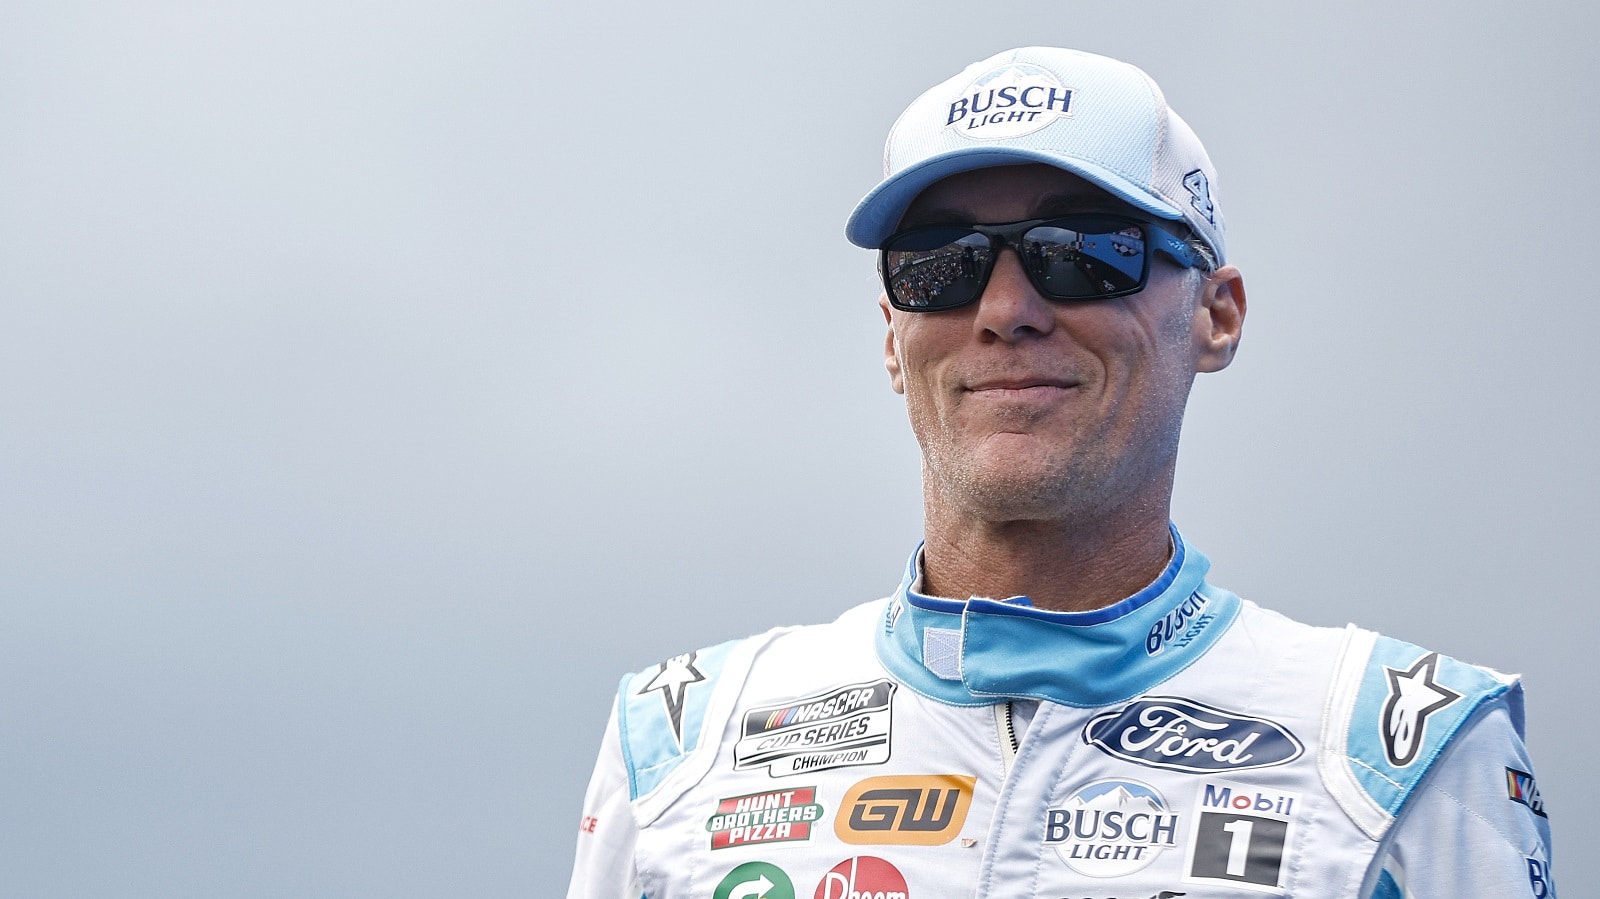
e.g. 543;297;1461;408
734;680;895;777
1506;768;1547;818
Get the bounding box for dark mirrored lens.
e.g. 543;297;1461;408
1022;221;1147;298
884;226;992;310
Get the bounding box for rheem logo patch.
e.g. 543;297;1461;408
814;856;909;899
834;775;976;845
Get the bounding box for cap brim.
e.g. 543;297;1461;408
844;147;1184;249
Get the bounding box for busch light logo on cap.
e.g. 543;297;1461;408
1083;697;1304;773
945;63;1072;139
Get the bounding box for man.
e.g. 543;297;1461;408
567;47;1555;898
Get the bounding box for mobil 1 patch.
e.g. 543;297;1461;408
733;680;895;777
1183;779;1302;893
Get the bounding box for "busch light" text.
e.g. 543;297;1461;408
947;85;1072;130
1146;592;1211;656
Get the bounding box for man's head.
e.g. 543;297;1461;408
849;48;1246;532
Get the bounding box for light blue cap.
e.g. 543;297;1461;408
845;47;1226;264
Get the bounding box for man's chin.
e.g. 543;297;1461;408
933;458;1081;522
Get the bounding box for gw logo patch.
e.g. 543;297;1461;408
834;774;976;846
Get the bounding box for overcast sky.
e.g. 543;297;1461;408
1;1;1594;895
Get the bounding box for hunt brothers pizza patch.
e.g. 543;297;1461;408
706;787;824;849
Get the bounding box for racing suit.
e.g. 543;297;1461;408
567;529;1556;898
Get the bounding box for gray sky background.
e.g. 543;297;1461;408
2;1;1594;895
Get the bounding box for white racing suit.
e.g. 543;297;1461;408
568;529;1556;898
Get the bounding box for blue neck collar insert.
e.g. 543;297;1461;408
873;525;1241;708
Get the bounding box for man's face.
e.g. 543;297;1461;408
881;163;1243;525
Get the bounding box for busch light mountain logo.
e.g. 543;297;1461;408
945;63;1072;139
1044;779;1178;877
1083;697;1303;773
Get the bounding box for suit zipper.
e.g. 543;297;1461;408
994;701;1019;773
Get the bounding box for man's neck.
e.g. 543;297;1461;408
917;508;1174;613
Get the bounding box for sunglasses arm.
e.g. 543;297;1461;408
1149;224;1208;271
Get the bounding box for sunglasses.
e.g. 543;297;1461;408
879;214;1209;312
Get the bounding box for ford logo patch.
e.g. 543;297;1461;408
1083;697;1304;773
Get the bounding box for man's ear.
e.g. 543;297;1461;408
1195;265;1246;373
880;294;905;394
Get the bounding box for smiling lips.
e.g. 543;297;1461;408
964;377;1079;401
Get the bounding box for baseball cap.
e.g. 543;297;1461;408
845;47;1226;265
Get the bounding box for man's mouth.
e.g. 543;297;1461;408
964;376;1079;399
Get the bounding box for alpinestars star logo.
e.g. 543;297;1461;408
638;651;707;747
1381;652;1461;767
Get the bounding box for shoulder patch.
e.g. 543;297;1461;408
618;637;744;800
1320;627;1516;838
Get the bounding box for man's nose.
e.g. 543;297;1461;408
972;248;1056;340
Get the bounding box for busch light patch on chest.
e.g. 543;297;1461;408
1044;779;1179;877
1084;697;1304;773
734;680;895;777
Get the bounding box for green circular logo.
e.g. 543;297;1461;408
713;861;794;899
